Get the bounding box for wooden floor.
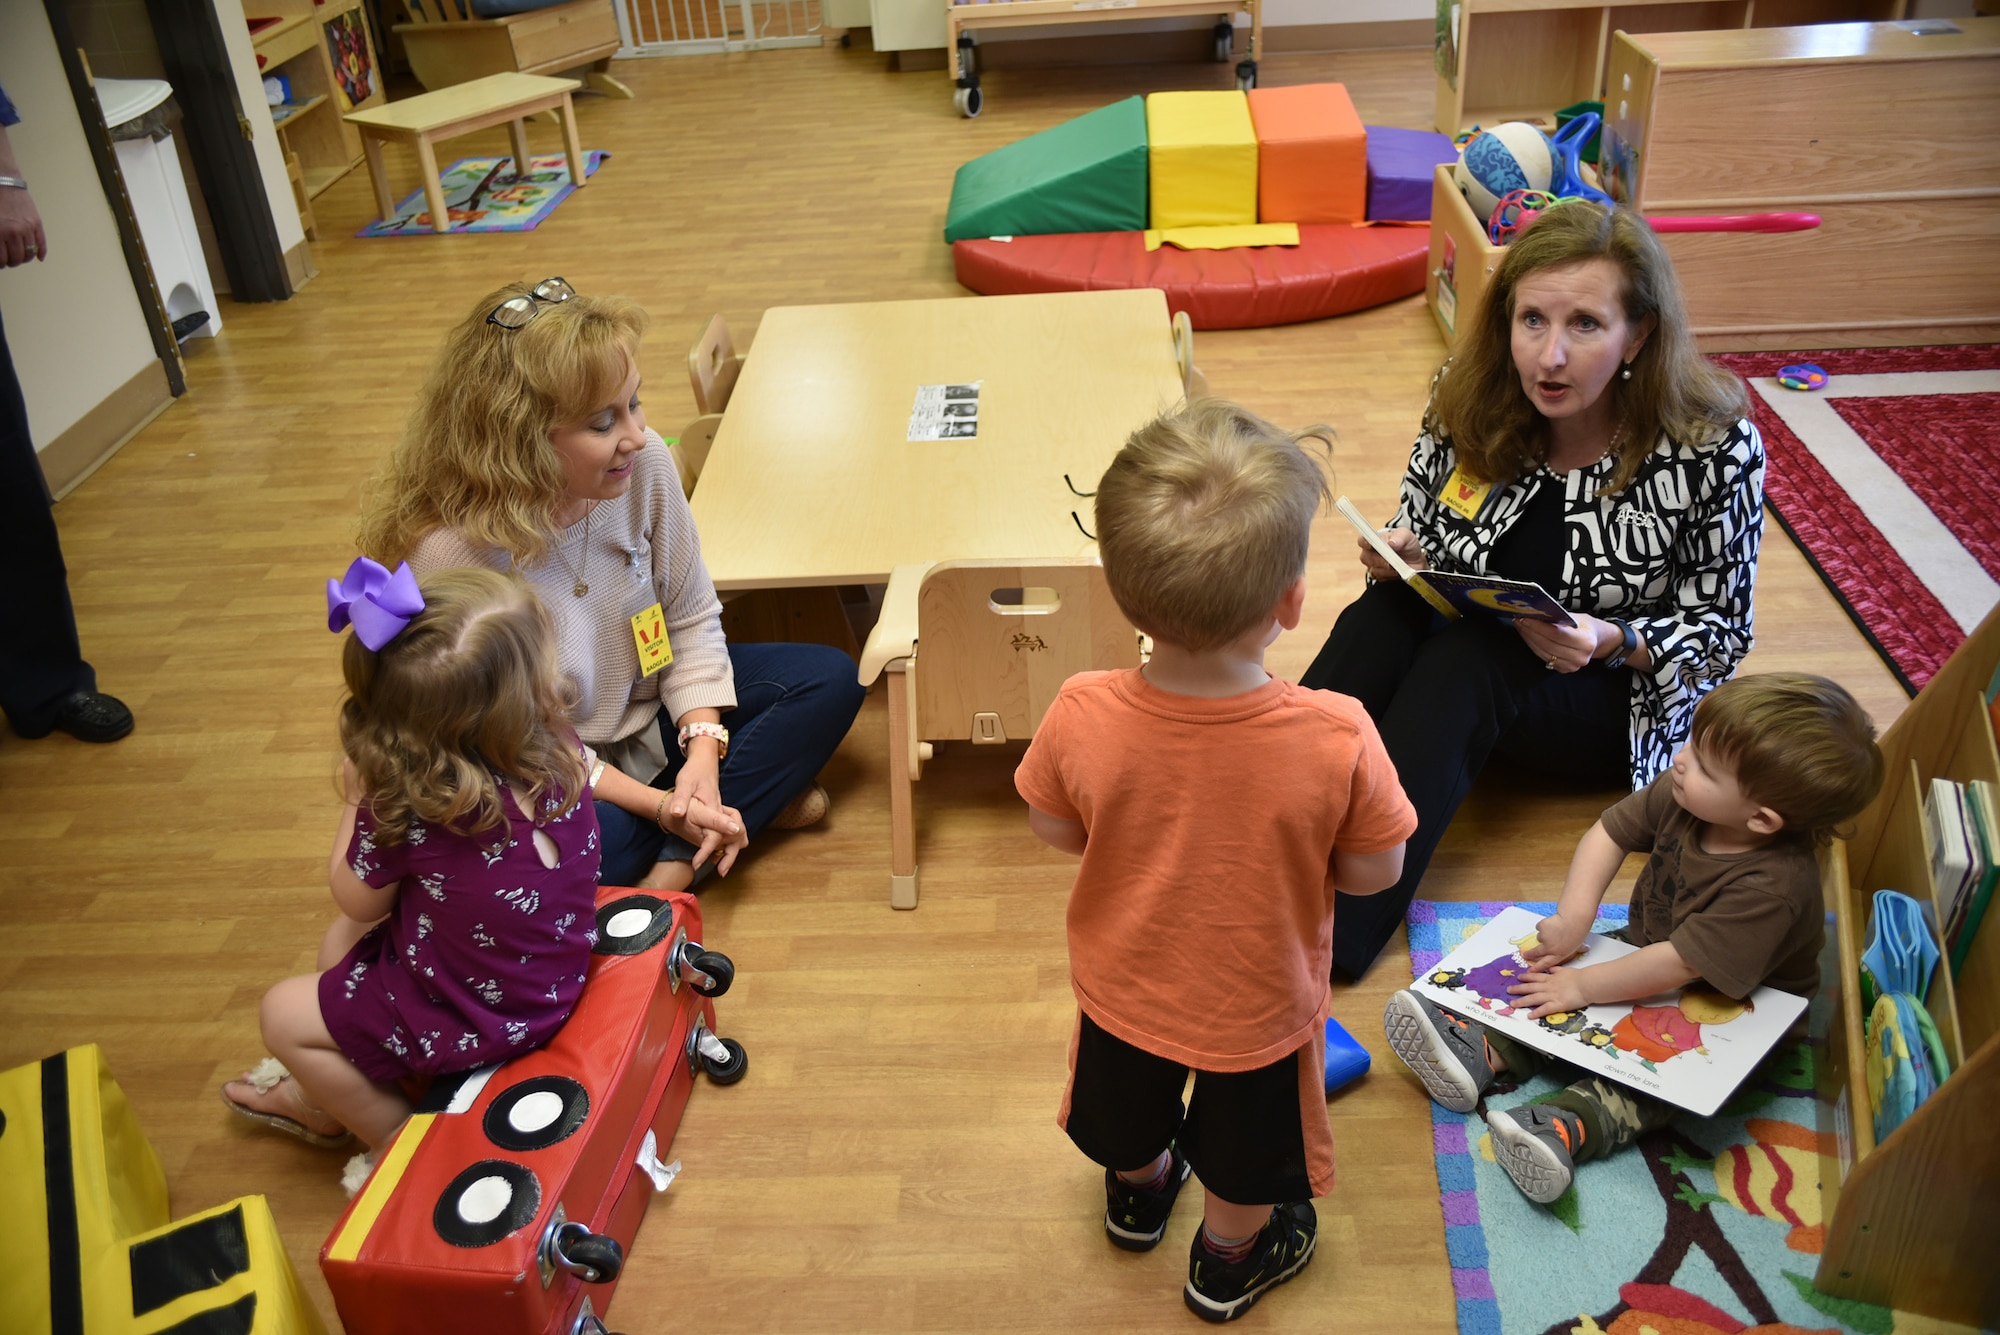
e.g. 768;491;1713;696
0;42;1907;1334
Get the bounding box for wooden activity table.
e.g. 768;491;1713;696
343;72;585;234
689;288;1185;591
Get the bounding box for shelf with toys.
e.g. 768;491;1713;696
249;0;387;237
1814;604;2000;1327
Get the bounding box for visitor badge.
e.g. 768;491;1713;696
1439;465;1493;521
631;602;672;677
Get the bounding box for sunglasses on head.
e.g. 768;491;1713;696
487;277;576;330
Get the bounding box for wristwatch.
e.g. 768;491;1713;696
1603;618;1639;669
677;721;730;758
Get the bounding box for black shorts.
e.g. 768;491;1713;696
1058;1011;1334;1205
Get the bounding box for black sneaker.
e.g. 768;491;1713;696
1183;1201;1317;1323
1485;1104;1585;1204
1103;1144;1191;1251
1382;989;1495;1113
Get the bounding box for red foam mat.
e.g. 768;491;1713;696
952;224;1429;330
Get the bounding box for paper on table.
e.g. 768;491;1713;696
908;382;981;441
1412;905;1806;1117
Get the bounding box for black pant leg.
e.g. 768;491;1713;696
1297;579;1436;714
0;309;93;736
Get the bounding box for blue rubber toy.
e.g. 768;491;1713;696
1548;113;1613;206
1324;1016;1371;1093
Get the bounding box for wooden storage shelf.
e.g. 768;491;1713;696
1601;16;2000;351
250;0;387;216
1433;0;1906;134
1815;605;2000;1326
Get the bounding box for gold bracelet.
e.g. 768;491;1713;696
654;790;673;834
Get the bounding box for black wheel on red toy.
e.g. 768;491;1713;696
682;946;735;997
553;1228;624;1284
593;894;673;956
483;1075;590;1152
434;1160;542;1249
702;1037;749;1085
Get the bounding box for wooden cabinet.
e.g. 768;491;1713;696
1815;606;2000;1327
1602;17;2000;350
1432;0;1905;135
251;0;387;218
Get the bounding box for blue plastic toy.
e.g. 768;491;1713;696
1547;113;1613;206
1324;1016;1371;1093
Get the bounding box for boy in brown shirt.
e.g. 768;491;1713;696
1381;673;1883;1203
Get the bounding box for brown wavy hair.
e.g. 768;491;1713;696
339;567;585;845
1429;201;1747;493
358;284;650;567
1095;399;1333;651
1689;672;1884;847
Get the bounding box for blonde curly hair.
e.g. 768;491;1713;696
340;567;586;845
358;283;649;566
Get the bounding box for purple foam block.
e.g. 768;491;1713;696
1366;125;1459;222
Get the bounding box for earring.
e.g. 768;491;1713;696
1620;364;1633;380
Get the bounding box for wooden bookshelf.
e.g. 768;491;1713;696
249;0;387;210
1816;605;2000;1326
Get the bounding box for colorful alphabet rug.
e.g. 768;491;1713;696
1407;899;1985;1335
1711;346;2000;693
356;150;609;237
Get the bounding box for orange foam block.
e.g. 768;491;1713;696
1247;83;1367;225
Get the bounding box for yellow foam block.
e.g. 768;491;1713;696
1143;224;1301;251
1146;91;1258;230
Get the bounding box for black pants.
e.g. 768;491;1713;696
1300;581;1630;981
0;309;95;737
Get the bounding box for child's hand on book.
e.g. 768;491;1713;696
1507;964;1590;1019
1356;526;1427;581
1521;912;1588;968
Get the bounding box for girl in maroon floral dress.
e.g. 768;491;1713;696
223;562;744;1151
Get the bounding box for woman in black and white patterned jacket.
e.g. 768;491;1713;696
1302;202;1762;982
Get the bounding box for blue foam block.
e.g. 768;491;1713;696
1325;1015;1372;1093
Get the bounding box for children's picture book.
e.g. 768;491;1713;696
1412;905;1807;1116
1335;496;1575;628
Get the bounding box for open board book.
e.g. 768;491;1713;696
1412;906;1807;1116
1335;496;1575;627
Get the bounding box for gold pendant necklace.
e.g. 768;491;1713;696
557;510;592;598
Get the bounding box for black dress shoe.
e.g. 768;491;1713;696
51;690;134;743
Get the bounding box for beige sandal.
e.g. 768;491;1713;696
221;1058;353;1149
770;783;829;830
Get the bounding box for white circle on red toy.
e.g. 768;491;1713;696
458;1175;514;1225
508;1089;566;1134
607;908;653;938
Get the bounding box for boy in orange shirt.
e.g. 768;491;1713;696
1016;401;1418;1323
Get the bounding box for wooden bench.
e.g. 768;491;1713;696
343;72;585;234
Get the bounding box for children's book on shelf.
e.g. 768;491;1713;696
1335;496;1575;627
1412;905;1806;1117
1950;779;1998;974
1924;777;1981;960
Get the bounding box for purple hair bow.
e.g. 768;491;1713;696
327;557;425;651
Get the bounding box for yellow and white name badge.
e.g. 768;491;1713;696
1438;464;1494;522
631;602;673;677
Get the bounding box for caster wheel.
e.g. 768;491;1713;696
1213;21;1233;61
702;1037;750;1085
685;948;734;997
957;33;978;78
954;84;983;118
551;1228;624;1284
840;31;851;45
1235;59;1257;91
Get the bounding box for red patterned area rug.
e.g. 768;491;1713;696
1712;346;2000;692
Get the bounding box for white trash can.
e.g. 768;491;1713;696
96;77;221;340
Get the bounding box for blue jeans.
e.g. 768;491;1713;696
595;641;866;886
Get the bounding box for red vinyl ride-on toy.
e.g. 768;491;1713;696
321;887;743;1335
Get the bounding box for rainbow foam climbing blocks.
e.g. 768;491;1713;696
1146;91;1258;231
1247;83;1366;225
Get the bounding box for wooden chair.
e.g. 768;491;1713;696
669;414;722;497
687;314;746;416
1171;309;1209;401
857;559;1141;909
394;0;633;96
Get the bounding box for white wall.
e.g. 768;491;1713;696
0;8;162;451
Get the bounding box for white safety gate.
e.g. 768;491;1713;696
615;0;823;53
